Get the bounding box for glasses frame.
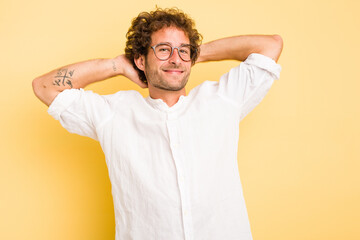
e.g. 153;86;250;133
150;43;193;62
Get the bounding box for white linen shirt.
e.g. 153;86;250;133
48;53;281;240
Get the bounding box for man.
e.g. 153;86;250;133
33;7;283;240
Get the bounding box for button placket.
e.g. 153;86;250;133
166;115;193;240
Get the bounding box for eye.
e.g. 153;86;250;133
156;44;171;52
179;48;190;54
159;47;170;52
179;47;191;55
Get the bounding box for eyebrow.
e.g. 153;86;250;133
156;42;191;47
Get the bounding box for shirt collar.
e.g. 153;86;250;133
145;95;186;112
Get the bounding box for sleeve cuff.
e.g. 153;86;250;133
244;53;282;79
47;88;83;120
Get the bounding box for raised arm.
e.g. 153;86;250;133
196;34;283;63
32;55;147;106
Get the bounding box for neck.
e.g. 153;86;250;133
148;86;186;107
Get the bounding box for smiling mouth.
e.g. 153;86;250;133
163;69;184;74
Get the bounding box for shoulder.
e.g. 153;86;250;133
241;53;282;79
102;90;142;104
188;80;219;98
48;89;142;119
51;88;142;104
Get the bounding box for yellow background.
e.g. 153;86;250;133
1;0;359;239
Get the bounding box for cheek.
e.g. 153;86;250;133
145;61;157;72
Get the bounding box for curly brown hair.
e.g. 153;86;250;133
125;7;202;83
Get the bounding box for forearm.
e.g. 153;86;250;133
196;34;283;63
32;57;121;106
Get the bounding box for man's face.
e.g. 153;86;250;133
142;27;192;92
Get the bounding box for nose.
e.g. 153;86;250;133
168;48;182;64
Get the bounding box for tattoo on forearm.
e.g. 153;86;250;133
112;61;117;72
53;68;74;88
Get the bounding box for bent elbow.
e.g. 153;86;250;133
258;35;284;62
273;35;283;51
273;34;283;44
32;77;46;99
269;35;283;62
32;77;55;106
32;77;41;96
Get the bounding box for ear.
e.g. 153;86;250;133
134;55;146;71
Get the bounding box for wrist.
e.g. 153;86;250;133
111;56;123;76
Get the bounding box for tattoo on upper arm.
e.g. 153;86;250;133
53;68;74;88
112;61;117;72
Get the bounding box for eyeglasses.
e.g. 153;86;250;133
150;43;193;62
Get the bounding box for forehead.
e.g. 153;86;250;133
151;27;190;45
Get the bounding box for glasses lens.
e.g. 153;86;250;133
154;44;172;60
178;45;191;61
154;44;193;61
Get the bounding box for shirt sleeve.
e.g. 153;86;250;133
217;53;282;121
47;88;117;141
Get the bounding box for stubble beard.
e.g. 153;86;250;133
150;71;190;91
144;59;190;92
